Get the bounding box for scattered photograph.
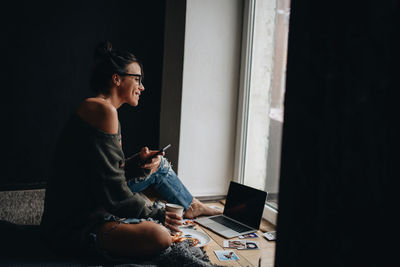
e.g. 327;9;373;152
239;232;259;239
214;250;240;261
223;240;246;249
223;240;260;250
238;241;259;250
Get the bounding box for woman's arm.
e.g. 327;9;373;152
78;99;165;222
88;131;165;223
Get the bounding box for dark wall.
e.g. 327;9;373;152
275;0;398;266
0;0;166;189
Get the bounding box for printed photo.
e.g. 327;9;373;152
238;241;259;250
223;240;246;249
214;250;240;261
239;232;259;239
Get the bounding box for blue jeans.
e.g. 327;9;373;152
127;157;193;210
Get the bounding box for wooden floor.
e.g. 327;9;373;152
142;189;276;266
195;201;276;267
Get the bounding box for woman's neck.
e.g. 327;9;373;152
97;91;123;109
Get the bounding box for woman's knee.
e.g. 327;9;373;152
97;221;171;257
141;221;172;250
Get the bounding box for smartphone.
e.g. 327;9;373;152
145;144;171;163
154;144;171;157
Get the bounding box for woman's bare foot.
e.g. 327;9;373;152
183;198;222;219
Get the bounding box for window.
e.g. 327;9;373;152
234;0;291;219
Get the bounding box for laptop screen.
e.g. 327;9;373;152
223;181;267;229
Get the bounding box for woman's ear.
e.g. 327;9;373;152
112;74;121;86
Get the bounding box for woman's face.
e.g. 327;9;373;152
118;62;144;106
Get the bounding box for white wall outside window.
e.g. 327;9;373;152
240;0;277;191
235;0;290;222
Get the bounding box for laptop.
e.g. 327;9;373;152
195;181;267;239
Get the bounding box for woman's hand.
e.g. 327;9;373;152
139;147;164;175
164;211;183;233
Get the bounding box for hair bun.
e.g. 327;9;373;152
94;41;113;60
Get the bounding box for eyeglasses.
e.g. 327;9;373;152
118;73;143;85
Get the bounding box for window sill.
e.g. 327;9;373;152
263;203;278;225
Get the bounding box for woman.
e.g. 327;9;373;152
40;41;220;259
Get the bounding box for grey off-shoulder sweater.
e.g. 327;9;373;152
40;113;165;254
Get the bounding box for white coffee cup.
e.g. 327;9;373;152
165;203;184;217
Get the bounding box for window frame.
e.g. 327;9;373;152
234;0;290;225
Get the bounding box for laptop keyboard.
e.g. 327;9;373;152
210;216;253;233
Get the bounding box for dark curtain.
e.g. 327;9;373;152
275;0;398;266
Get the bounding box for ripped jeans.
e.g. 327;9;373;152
126;157;193;210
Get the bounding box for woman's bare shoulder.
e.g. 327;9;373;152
76;98;119;134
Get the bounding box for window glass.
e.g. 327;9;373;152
241;0;291;210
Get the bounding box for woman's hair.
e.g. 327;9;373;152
90;41;143;94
